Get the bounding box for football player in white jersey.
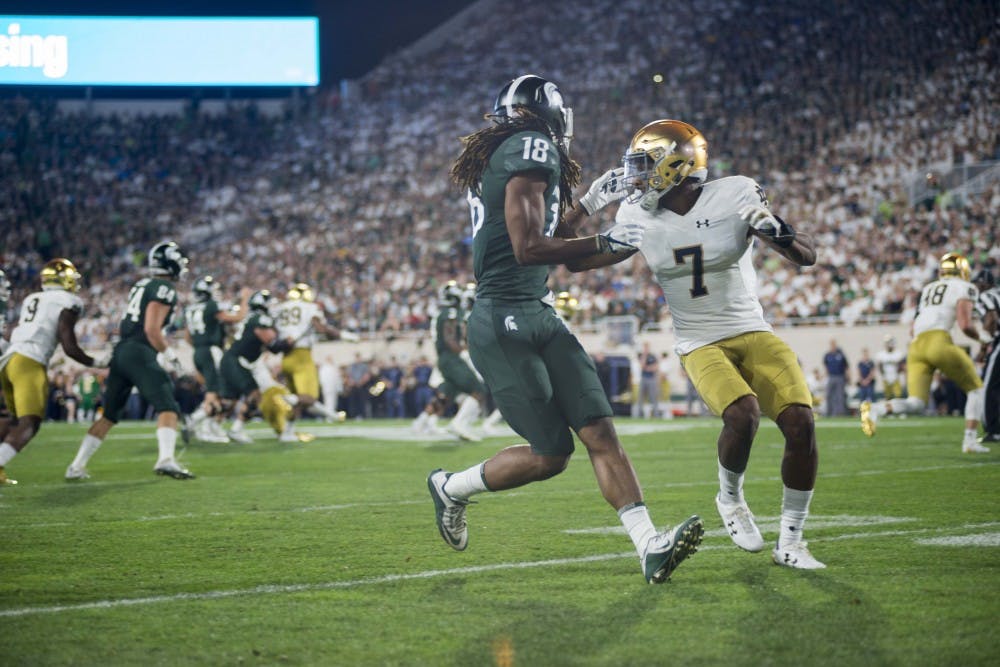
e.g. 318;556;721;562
580;119;825;569
861;253;992;452
271;283;349;441
874;335;906;401
0;259;108;484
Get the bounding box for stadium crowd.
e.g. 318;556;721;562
1;0;997;421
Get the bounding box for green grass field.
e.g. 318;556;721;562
2;416;998;666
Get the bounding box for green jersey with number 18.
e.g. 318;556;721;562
469;130;560;301
119;277;177;348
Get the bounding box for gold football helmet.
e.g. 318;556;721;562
554;291;579;319
622;119;708;210
938;252;970;281
40;258;82;292
287;282;315;302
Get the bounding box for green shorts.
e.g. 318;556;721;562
219;352;258;400
467;298;612;456
192;345;223;394
103;339;180;422
436;352;486;400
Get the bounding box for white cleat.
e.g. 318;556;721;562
962;441;990;453
227;430;253;444
772;541;826;569
716;494;765;552
447;421;482;442
65;465;90;481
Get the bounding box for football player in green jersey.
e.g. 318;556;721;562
66;241;195;480
183;276;248;443
427;74;703;584
217;289;294;443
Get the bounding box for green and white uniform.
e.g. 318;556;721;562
434;303;484;400
103;277;180;422
184;298;226;393
465;130;611;455
219;312;275;399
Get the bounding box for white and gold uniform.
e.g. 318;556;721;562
273;298;322;398
875;345;906;400
617;175;810;419
0;289;83;417
906;277;982;402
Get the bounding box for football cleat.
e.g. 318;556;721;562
715;494;765;552
64;465;90;481
154;460;195;480
962;441;990;454
979;433;1000;444
772;541;826;570
227;430;253;444
447;421;482;443
296;432;316;443
427;469;469;551
0;466;18;485
642;515;704;584
859;401;877;437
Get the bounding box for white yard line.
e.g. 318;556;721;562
2;521;997;619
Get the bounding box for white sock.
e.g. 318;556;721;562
283;394;300;407
189;408;208;425
427;414;439;430
156;427;178;464
282;422;296;437
779;486;813;547
963;428;978;443
454;395;480;426
0;442;17;466
443;462;489;500
618;502;657;556
413;412;428;428
231;418;245;433
72;434;103;469
483;409;503;428
717;462;745;504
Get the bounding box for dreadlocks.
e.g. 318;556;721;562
450;111;581;216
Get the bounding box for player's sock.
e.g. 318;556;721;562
454;395;480;427
189;408;208;425
71;434;103;469
156;427;178;463
779;486;813;547
0;442;17;466
307;401;338;420
718;462;745;505
442;461;489;500
283;394;300;407
231;418;245;433
619;502;657;555
483;409;503;429
427;414;439;430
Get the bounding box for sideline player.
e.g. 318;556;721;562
0;259;107;484
601;119;825;569
428;75;703;584
861;253;992;453
66;242;195;480
875;335;906;401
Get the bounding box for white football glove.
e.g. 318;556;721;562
740;204;796;247
579;167;626;215
596;222;643;255
160;347;183;375
91;350;113;369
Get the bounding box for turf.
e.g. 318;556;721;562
2;416;997;666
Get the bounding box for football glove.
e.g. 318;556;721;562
739;204;797;248
579;167;626;215
595;222;643;255
160;347;183;375
91;350;113;369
